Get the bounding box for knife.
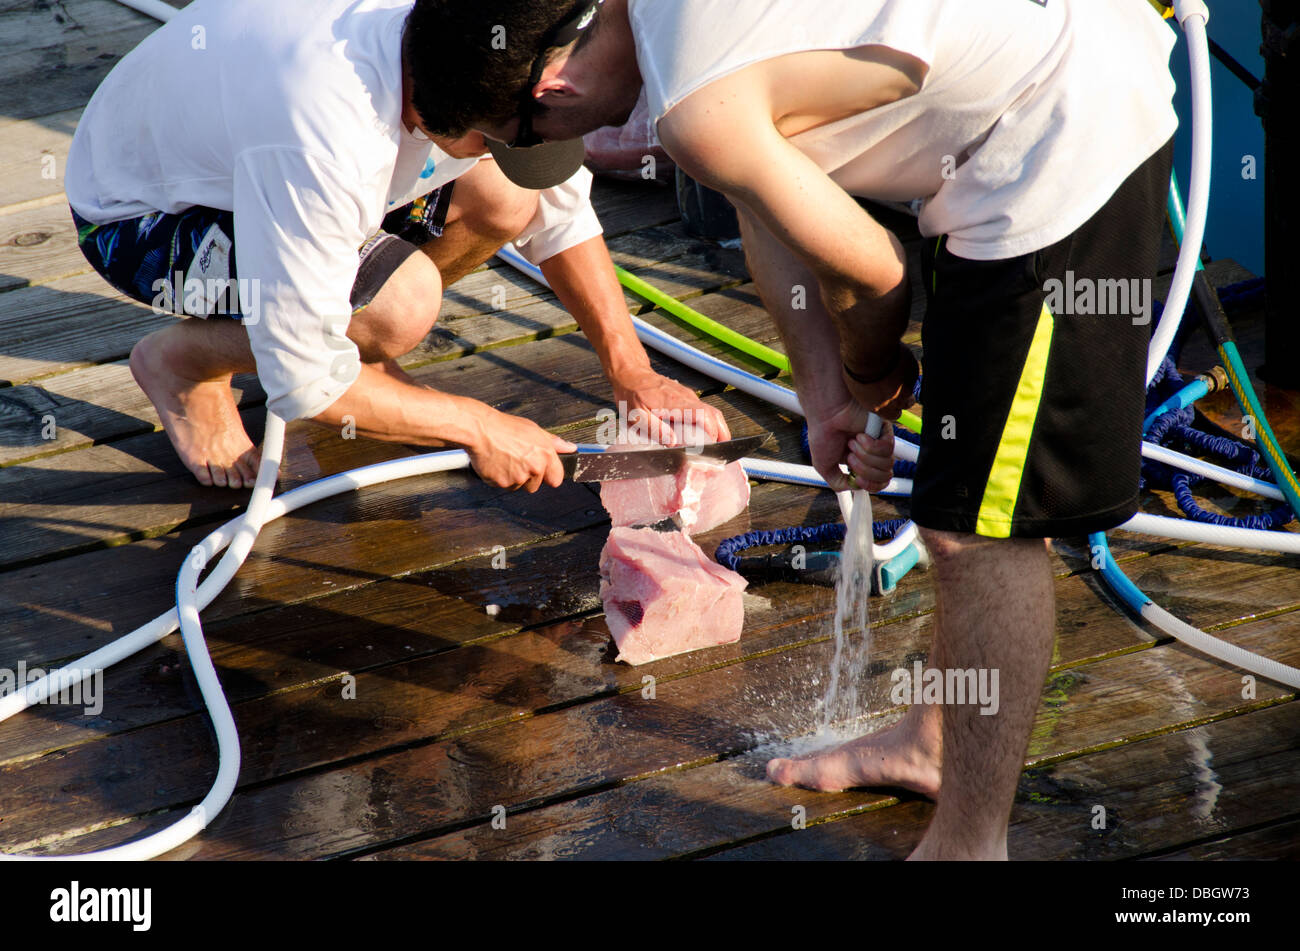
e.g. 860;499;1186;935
561;433;770;483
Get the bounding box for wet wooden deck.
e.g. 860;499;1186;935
1;0;1298;861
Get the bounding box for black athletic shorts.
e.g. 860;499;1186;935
70;184;455;318
910;140;1174;539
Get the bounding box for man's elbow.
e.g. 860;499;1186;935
657;120;739;196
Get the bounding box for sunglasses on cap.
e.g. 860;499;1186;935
508;0;606;149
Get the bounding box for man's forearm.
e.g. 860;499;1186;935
822;230;912;381
732;200;860;418
312;362;489;448
539;235;652;382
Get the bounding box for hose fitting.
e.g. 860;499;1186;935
1195;365;1230;394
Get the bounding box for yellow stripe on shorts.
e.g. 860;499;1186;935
974;302;1056;538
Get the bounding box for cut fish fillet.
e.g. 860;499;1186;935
599;527;747;666
598;423;750;533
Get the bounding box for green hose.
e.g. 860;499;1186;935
1166;173;1300;517
614;265;790;371
614;264;925;435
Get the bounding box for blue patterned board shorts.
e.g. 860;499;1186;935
71;185;454;320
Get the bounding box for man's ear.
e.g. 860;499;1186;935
533;74;581;103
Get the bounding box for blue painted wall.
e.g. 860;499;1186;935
1168;1;1266;276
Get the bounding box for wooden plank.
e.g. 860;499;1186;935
701;696;1300;861
0;531;930;854
0;330;731;568
588;179;680;237
343;604;1296;860
0;518;611;763
364;742;911;861
1;461;820;755
0;270;168;386
0;478;842;760
1143;816;1300;860
0;5;161;125
0;108;81;212
13;543;1296;858
0;446;607;659
0;200;88;293
394;619;1300;862
0;0;169;54
0;384;796;657
0;362;265;468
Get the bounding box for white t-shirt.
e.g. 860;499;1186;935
628;0;1178;261
66;0;603;421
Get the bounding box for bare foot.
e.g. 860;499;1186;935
766;713;941;798
130;333;261;488
908;837;1007;861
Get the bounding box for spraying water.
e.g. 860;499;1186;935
818;413;884;730
819;486;875;730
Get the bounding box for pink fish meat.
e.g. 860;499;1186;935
599;527;747;665
598;424;750;533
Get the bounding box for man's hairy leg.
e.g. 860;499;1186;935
908;529;1054;861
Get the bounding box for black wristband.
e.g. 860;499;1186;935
843;347;903;386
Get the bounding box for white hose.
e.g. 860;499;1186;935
740;456;916;562
0;432;474;859
1120;512;1300;555
21;414;289;860
113;0;182;21
1142;442;1285;501
1146;4;1213;384
1141;599;1300;689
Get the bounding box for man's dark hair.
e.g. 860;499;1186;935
405;0;586;136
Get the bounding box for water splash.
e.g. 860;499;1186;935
819;489;874;729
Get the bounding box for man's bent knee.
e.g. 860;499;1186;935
446;159;541;245
918;526;1045;564
350;251;442;362
464;187;538;244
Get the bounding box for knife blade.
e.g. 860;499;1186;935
561;433;770;483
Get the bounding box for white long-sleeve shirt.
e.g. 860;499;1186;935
66;0;603;420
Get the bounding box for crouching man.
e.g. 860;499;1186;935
66;0;727;492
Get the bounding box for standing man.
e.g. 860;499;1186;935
404;0;1178;858
66;0;727;492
